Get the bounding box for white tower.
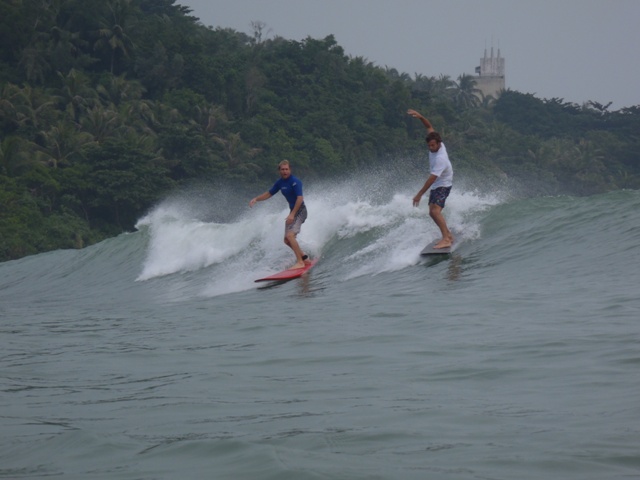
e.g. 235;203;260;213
474;47;505;100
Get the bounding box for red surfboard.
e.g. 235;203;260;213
255;258;318;282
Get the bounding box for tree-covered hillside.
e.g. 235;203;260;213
1;0;638;261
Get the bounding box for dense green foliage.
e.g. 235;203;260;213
1;0;638;261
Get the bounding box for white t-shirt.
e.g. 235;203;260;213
429;142;453;188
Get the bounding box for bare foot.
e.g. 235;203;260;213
290;261;306;269
433;239;452;249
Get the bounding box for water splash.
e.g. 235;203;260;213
135;173;502;296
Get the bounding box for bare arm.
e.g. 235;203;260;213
407;109;435;133
286;195;304;224
249;191;272;207
413;174;438;207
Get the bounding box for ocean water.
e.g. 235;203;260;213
1;173;640;480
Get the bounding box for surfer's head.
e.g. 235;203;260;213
278;160;291;179
425;132;442;152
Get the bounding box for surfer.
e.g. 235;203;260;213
408;109;454;249
249;160;310;269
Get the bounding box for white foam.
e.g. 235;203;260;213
135;174;504;295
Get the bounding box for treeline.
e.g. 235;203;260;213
1;0;639;262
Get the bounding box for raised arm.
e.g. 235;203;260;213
407;109;435;133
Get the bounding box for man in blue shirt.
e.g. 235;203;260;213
249;160;309;268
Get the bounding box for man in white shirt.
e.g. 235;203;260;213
408;109;454;249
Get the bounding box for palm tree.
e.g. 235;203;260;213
586;101;613;116
80;105;122;144
250;20;271;47
0;136;34;176
435;74;456;97
37;121;94;168
6;84;57;130
412;73;436;92
56;69;98;123
0;83;22;130
19;45;50;84
481;94;498;109
96;73;145;106
47;25;90;73
192;103;228;136
94;0;137;73
212;132;260;168
450;74;482;110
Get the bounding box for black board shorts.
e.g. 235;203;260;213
429;186;452;208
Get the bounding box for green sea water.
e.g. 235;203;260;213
2;177;639;479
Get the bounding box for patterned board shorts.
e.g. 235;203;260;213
429;186;452;208
285;204;307;235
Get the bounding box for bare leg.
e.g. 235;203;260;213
285;232;306;268
429;204;454;248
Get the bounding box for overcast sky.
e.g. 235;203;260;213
179;0;639;109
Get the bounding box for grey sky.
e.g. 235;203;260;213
179;0;639;109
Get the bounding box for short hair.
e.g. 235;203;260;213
426;132;442;144
278;159;290;169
